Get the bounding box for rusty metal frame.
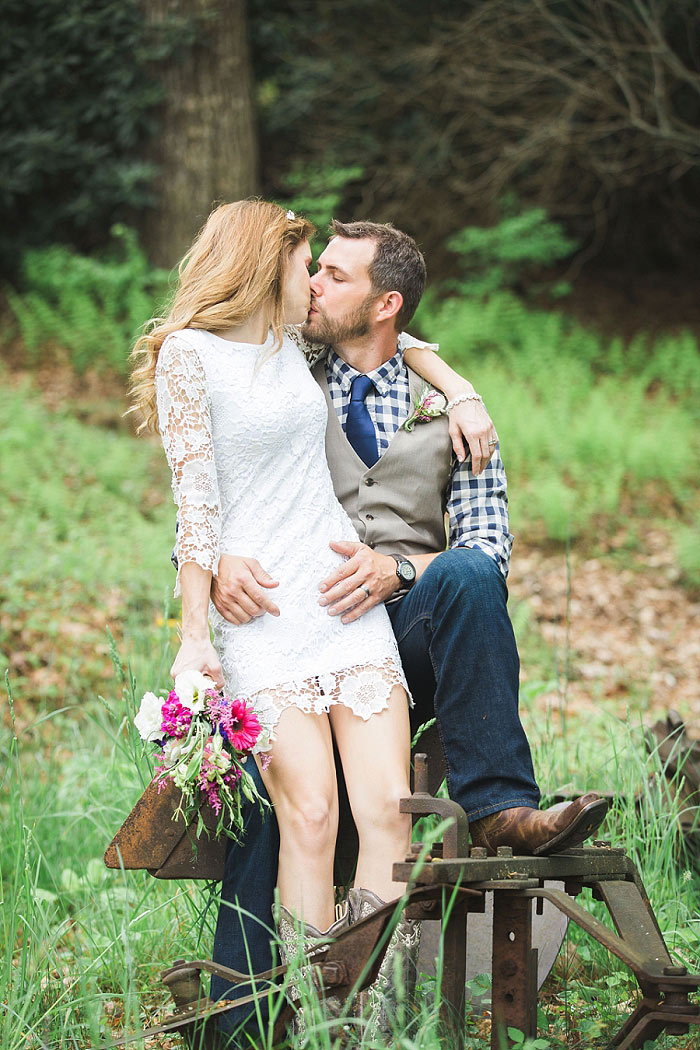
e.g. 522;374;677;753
391;754;700;1050
98;885;481;1050
101;753;700;1050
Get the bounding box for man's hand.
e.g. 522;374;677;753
319;541;398;623
211;554;280;624
447;398;498;475
170;636;224;690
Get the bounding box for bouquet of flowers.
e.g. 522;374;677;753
133;670;269;842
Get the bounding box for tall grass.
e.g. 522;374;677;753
0;375;175;707
415;290;700;580
2;671;699;1049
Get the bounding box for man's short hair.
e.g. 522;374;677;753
330;219;426;329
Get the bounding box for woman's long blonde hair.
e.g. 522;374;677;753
129;200;315;431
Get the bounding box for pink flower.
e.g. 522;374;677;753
207;695;262;752
402;385;447;432
197;741;241;815
160;695;193;739
198;776;223;814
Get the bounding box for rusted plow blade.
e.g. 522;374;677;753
104;777;226;880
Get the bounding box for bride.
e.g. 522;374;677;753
129;199;493;957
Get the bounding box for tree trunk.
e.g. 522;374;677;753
142;0;258;267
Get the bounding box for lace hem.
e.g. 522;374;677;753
248;658;411;752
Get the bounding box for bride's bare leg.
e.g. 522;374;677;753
257;707;338;931
330;685;412;901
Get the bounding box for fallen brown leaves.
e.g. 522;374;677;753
510;528;700;726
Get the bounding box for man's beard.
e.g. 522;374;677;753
302;295;375;346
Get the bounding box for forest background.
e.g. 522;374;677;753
2;2;700;1048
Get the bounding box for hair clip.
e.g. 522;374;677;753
286;210;295;220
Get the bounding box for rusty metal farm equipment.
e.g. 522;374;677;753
104;746;700;1050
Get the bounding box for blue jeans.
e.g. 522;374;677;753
210;546;540;1034
209;761;279;1038
386;547;539;820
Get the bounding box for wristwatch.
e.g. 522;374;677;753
392;554;417;589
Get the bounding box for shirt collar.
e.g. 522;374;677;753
327;345;405;397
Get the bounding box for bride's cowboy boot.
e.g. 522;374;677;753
274;904;349;1037
347;887;421;1037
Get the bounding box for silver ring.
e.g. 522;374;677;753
488;438;498;446
360;584;371;599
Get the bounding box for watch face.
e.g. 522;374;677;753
398;560;416;583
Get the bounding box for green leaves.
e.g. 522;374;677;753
445;204;578;300
278;164;364;259
5;225;171;376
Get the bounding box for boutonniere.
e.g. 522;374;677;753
401;385;447;432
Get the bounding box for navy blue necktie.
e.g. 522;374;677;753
346;374;378;467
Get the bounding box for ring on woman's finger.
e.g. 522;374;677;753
360;584;371;599
488;438;498;446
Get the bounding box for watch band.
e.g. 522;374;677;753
392;554;417;589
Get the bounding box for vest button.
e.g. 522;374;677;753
365;478;375;486
365;513;374;521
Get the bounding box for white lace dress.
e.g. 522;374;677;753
155;327;409;750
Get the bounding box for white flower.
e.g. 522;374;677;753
171;764;190;791
402;385;447;431
134;691;164;742
174;669;216;714
162;738;185;768
205;733;232;777
424;391;446;412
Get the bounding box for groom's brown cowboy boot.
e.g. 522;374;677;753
470;793;609;856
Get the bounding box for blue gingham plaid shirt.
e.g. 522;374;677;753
325;347;513;577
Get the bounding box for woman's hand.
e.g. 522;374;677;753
170;635;224;689
447;398;498;475
401;343;498;474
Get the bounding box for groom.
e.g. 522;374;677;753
208;220;606;1028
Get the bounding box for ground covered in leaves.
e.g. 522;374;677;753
510;528;700;729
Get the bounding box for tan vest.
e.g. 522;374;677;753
313;359;454;556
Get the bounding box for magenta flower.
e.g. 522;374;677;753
160;695;193;739
207;695;261;752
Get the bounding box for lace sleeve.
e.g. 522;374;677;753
155;335;221;596
397;331;440;353
284;324;329;368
